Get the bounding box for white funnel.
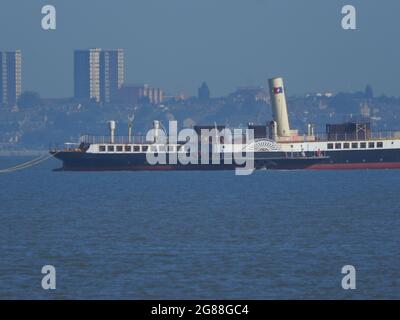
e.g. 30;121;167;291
153;120;160;142
108;120;116;144
268;77;291;137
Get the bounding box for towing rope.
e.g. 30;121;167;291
0;152;58;174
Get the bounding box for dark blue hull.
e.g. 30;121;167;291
51;148;400;171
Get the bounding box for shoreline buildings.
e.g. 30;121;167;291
74;48;163;105
118;84;164;105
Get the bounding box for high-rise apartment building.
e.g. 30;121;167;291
74;48;124;103
0;50;22;107
100;49;124;103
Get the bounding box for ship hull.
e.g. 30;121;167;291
52;152;322;171
52;148;400;171
309;148;400;169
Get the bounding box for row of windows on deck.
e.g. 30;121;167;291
327;141;384;150
98;145;184;153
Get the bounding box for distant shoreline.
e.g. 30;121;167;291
0;150;48;157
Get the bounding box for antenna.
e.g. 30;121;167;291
128;112;135;143
128;112;135;123
214;121;220;149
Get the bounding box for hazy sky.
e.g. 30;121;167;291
0;0;399;98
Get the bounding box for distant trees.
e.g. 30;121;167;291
17;91;41;108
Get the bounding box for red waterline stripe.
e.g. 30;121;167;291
308;162;400;170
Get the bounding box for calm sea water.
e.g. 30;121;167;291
0;156;399;299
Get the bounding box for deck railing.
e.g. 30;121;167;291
78;130;400;146
275;130;400;143
311;131;400;142
79;135;150;144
